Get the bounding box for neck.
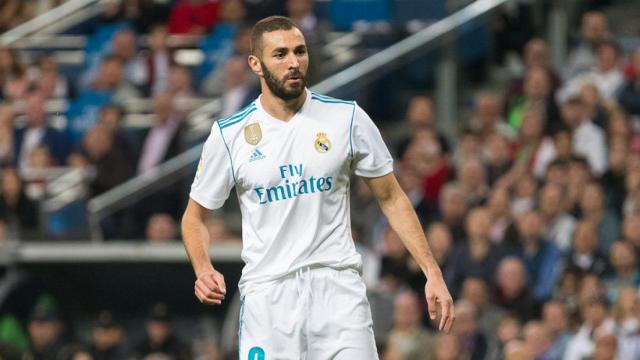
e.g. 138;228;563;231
260;86;306;122
523;239;540;254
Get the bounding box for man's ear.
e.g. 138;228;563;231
248;55;263;77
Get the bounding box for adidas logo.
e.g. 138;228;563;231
249;148;266;162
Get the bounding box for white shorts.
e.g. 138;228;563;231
238;266;379;360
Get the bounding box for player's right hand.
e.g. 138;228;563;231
194;269;227;305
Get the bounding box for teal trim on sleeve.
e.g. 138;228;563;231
220;107;257;129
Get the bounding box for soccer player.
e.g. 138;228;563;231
182;16;454;359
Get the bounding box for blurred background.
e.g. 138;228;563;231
0;0;639;359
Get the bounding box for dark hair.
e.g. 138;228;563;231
596;40;621;56
250;16;299;57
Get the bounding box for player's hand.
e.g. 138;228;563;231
194;269;227;305
425;275;455;333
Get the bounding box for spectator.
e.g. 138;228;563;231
515;211;564;301
384;291;435;360
88;55;141;104
431;183;467;243
564;296;616;360
579;182;620;255
618;48;640;116
483;133;513;185
565;11;610;79
579;83;609;130
0;168;38;240
95;104;135;159
561;97;607;175
90;310;128;360
0;103;14;167
0;220;6;243
0;48;24;89
512;104;556;178
219;57;259;117
459;278;505;350
452;300;488;360
564;220;609;278
68;124;135;197
168;0;221;35
590;332;619;360
445;208;506;296
454;157;489;208
601;139;628;214
511;173;537;216
538;182;576;251
201;25;255;97
604;242;640;302
503;340;533;360
544;159;569;187
432;334;461;360
506;66;560;134
486;187;512;244
522;321;552;360
452;131;481;170
494;257;540;322
379;227;421;293
541;301;572;360
396;95;449;159
137;93;184;175
146;213;177;243
425;222;453;274
132;303;190;360
613;287;640;359
145;24;174;96
13;92;68;168
57;346;94;360
24;302;66;360
403;129;449;207
494;315;523;359
168;65;198;113
470;90;513;139
0;1;36;32
560;41;625;103
206;216;240;243
0;53;28;101
28;54;68;99
110;29;147;90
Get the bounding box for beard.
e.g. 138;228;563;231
260;60;306;101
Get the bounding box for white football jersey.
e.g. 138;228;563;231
190;89;393;295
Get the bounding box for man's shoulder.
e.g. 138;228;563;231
309;92;354;107
215;101;258;133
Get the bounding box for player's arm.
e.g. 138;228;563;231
363;173;455;333
181;198;227;305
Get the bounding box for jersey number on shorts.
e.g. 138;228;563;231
248;347;265;360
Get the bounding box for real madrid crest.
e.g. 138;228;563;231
314;132;331;153
244;123;262;145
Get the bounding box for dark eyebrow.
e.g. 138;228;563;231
271;47;287;54
294;44;307;52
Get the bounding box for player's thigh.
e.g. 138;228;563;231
239;280;306;360
308;268;379;360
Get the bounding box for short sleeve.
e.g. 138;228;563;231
189;123;235;209
351;103;394;177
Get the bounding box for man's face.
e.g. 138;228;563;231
251;29;309;101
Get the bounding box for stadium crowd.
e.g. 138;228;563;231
0;0;639;359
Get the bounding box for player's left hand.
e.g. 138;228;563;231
425;275;455;333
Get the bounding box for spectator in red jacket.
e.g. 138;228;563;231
168;0;221;35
